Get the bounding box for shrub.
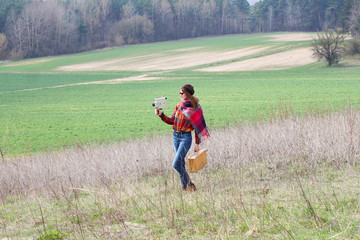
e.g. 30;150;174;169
346;38;360;55
113;34;125;46
109;15;154;45
37;229;67;240
9;48;25;61
93;41;110;50
0;33;8;59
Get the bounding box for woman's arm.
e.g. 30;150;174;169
194;134;200;152
155;107;176;125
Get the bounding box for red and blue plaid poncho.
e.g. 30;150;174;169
161;100;210;144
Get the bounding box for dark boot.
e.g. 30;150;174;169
187;182;196;191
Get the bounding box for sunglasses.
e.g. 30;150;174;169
179;92;184;95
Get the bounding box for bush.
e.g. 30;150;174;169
9;48;25;61
109;15;154;45
38;229;67;240
346;38;360;55
113;34;125;46
0;33;8;60
93;41;110;49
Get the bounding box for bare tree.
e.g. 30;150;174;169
6;10;26;59
285;0;301;31
174;0;199;37
220;0;228;33
72;0;101;48
200;0;217;35
152;0;174;40
349;0;360;39
6;1;78;58
52;2;67;51
110;15;154;45
123;0;137;19
268;4;274;31
219;0;249;34
98;0;111;41
311;30;345;66
51;1;78;53
42;1;78;54
0;33;8;59
21;2;52;57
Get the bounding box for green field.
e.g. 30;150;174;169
1;33;360;156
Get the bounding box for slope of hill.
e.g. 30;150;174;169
1;32;360;239
1;111;359;238
0;32;359;157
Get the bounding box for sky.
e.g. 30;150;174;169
248;0;260;5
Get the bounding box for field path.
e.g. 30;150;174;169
58;47;270;71
0;72;164;94
268;33;316;42
198;47;315;71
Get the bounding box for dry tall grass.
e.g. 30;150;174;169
1;109;359;200
1;110;360;239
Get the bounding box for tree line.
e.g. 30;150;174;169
0;0;359;60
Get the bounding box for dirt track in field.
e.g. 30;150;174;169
197;33;317;72
4;58;53;66
198;47;315;72
1;73;162;94
268;33;316;42
58;46;270;71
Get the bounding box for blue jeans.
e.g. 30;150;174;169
173;132;192;188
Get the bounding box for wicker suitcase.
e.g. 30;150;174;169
188;149;207;173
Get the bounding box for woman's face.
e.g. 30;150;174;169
180;89;188;100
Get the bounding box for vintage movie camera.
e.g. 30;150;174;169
152;97;167;110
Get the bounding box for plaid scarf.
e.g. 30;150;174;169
181;100;210;140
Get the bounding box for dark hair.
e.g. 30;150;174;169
181;84;199;108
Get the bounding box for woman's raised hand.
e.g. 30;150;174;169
155;108;162;116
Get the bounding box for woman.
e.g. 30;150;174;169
155;84;210;191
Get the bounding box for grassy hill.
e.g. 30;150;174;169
1;32;359;156
0;32;360;239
